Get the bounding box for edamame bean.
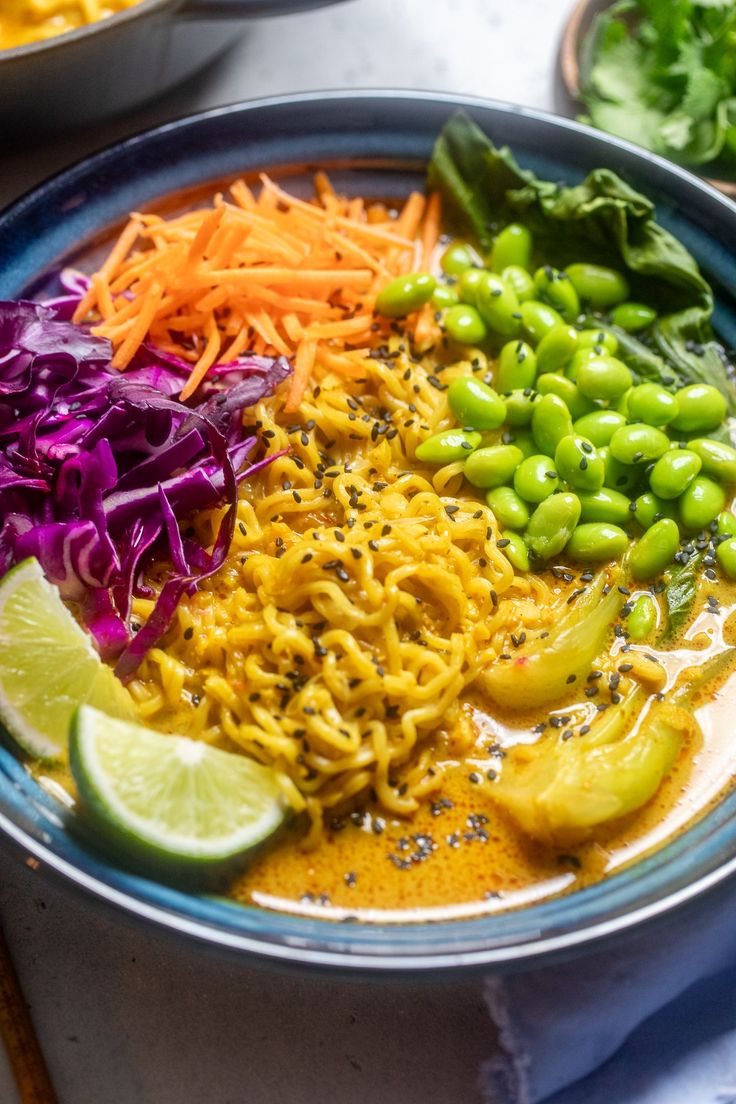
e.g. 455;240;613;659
649;449;702;499
574;409;626;446
432;285;459;309
609;424;670;465
486;486;531;530
627;595;658;639
440;241;480;276
514;454;560;503
578;329;619;354
504;389;541;427
476;273;522;337
531;393;574;456
565;347;599;382
496;340;538;392
502;265;535;301
679;476;726;530
566;523;629;562
632;492;677;529
536;373;593;421
520;300;564;345
717;511;736;538
627;383;679;427
578;487;632;525
534;266;581;322
554;434;605;491
457;267;487;305
448;377;506;430
504;429;537;458
464;444;524;488
500;530;531;571
611;302;657;332
602;447;642;493
670;384;728;434
490;224;533;273
717;536;736;579
575;355;633;401
565;262;630;308
536;324;580;374
525;492;581;561
376;272;436;317
629;518;680;580
689;438;736;483
415;428;482;464
444;304;487;345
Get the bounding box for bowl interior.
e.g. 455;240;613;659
4;91;736;972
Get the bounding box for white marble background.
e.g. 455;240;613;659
0;2;574;1101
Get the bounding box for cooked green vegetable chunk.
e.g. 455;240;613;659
464;444;524;488
670;385;728;434
627;594;658;640
679;476;726;530
447;377;506;430
525;492;581;561
627;383;679;427
565;263;629;308
476;272;521;336
576;355;633;401
514;454;560;503
440;241;479;276
496;340;537;392
611;303;657;332
574;410;626;447
630;518;680;579
649;450;702;499
578;488;632;525
415;428;482;464
609;425;670;465
534;266;580;322
689;438;736;484
500;530;530;572
520;300;564;345
536;324;580;374
555;435;605;492
566;523;628;562
444;304;487;345
485;486;531;531
490;224;532;273
376;272;436;317
531;393;574;456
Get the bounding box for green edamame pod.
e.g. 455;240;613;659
574;409;626;447
520;300;564;345
577;329;619;354
649;450;702;499
566;523;629;562
496;340;537;392
627;383;679;427
536;373;593;421
514;454;560;503
609;424;670;465
610;303;657;332
531;393;574;456
565;263;630;308
500;530;531;571
689;438;736;484
679;476;726;530
578;488;632;525
464;444;524;489
432;285;459;309
525;492;581;561
490;224;532;273
502;265;535;302
575;355;633;401
554;434;605;492
534;266;581;322
717;536;736;579
504;390;541;427
627;595;658;640
447;377;506;430
536;324;580;374
670;385;728;434
440;241;481;276
476;273;522;337
415;428;482;465
632;492;677;529
629;518;680;580
444;304;487;345
376;272;436;318
486;486;531;530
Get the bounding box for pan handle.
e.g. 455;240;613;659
182;0;349;18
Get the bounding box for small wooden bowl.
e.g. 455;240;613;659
559;0;736;200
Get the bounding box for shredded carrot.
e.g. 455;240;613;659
76;173;444;409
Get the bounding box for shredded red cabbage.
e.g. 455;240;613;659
0;295;291;677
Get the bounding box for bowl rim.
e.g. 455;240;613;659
4;87;736;972
0;0;172;61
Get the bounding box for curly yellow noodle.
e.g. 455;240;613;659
131;340;556;839
0;0;142;49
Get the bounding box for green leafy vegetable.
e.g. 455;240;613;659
427;112;736;414
578;0;736;171
660;552;704;642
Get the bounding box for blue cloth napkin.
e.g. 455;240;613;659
480;882;736;1104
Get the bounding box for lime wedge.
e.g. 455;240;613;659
70;706;289;866
0;558;134;760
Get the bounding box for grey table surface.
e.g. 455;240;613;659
0;3;572;1101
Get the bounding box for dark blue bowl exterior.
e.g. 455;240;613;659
3;91;736;972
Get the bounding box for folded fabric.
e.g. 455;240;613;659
480;880;736;1104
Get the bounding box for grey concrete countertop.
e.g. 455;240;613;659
0;3;571;1101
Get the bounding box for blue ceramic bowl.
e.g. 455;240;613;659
3;91;736;973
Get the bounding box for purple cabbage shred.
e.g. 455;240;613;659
0;292;292;678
